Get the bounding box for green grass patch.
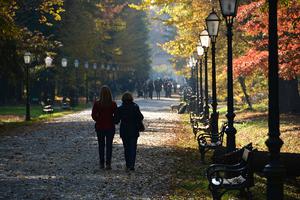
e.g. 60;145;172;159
171;113;300;200
0;104;89;132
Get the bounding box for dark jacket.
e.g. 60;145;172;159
115;102;144;138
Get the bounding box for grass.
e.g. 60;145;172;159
0;104;89;133
217;102;299;153
169;110;300;199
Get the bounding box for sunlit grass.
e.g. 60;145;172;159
170;111;300;200
0;104;89;131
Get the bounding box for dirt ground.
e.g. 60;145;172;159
0;98;184;200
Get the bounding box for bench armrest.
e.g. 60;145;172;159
207;165;248;181
206;163;242;176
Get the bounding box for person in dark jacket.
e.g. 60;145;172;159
91;86;117;170
115;92;144;171
148;80;154;99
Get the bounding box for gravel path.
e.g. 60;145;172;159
0;98;182;200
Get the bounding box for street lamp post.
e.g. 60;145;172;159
45;56;53;102
45;56;53;68
61;58;68;99
112;66;116;80
112;66;116;96
192;53;200;115
263;1;285;199
189;57;196;96
84;61;89;104
101;64;105;83
93;63;97;101
24;52;31;121
219;0;238;152
200;30;210;121
74;59;79;105
197;44;204;114
206;10;221;142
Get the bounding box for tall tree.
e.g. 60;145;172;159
234;0;300;112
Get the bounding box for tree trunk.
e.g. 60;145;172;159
238;76;253;110
279;78;300;113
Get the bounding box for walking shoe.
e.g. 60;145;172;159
105;164;112;170
129;167;135;171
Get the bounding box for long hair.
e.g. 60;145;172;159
99;85;113;106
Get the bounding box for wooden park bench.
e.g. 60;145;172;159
196;113;227;162
61;101;71;110
40;101;54;114
192;114;208;136
206;144;256;200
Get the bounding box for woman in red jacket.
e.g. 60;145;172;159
91;86;117;170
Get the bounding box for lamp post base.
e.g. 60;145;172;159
225;125;237;153
264;163;285;200
211;112;219;143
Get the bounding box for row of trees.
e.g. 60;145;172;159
132;0;300;113
0;0;151;105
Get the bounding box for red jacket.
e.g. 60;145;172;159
92;101;117;131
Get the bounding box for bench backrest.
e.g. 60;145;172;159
242;148;250;162
218;122;227;143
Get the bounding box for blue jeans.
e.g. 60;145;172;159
96;130;115;165
122;137;138;169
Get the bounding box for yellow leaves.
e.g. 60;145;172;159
54;13;61;21
113;48;123;56
128;3;143;10
39;15;47;24
38;0;65;25
132;0;210;61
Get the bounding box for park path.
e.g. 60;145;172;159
0;97;182;200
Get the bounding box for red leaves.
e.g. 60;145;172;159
233;49;268;77
234;0;300;80
101;2;127;20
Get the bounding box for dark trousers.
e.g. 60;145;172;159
156;91;160;100
149;91;153;99
96;130;114;165
122;137;138;168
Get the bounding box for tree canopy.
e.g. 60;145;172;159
234;0;300;80
0;0;152;103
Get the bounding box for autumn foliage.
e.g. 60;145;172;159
233;0;300;80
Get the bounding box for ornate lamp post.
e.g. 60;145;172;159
61;58;68;99
206;10;221;142
93;63;97;101
45;56;53;67
24;52;32;121
189;56;196;95
107;64;111;75
61;58;67;68
219;0;238;152
192;52;200;115
200;30;210;121
263;1;285;199
197;44;204;114
84;61;89;103
74;59;79;105
45;56;53;102
112;66;116;80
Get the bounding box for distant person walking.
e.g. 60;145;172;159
142;82;148;99
154;79;162;100
91;86;117;170
115;92;144;171
148;80;154;99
